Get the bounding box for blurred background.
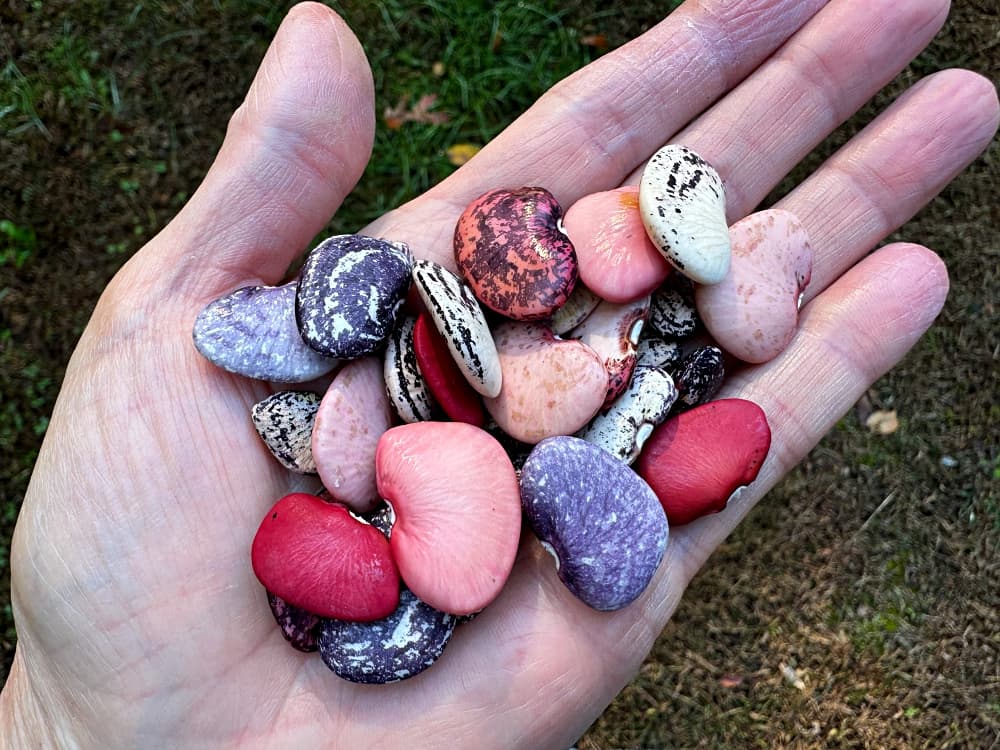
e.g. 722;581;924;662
1;1;997;746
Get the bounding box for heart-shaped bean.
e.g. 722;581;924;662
251;493;400;621
311;357;394;514
635;398;771;525
454;187;578;320
562;187;670;303
695;209;814;363
193;281;339;383
484;322;608;444
520;436;668;611
639;144;730;285
375;422;521;615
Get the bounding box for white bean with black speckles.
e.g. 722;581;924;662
251;390;321;473
549;282;601;335
639;144;730;285
412;260;502;398
649;277;698;339
635;337;682;370
384;316;436;423
578;366;677;464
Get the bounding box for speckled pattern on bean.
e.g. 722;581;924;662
267;591;321;652
639;145;730;285
649;276;698;339
454;187;578;320
193;281;339;382
674;345;725;409
520;436;668;611
318;588;456;684
251;390;321;473
578;366;677;464
635;337;682;370
383;316;436;423
412;259;502;398
296;235;413;359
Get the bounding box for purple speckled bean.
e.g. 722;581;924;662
193;281;339;382
318;588;456;684
520;436;668;611
267;591;321;652
296;235;413;359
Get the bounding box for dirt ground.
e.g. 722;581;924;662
1;1;997;747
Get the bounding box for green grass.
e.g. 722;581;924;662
0;220;36;269
325;0;607;230
44;30;119;116
0;61;49;137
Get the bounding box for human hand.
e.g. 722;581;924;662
2;1;997;747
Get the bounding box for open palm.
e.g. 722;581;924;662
3;1;997;747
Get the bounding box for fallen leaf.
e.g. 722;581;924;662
854;391;875;424
780;663;806;691
580;33;609;51
865;409;899;435
383;93;450;130
446;142;481;166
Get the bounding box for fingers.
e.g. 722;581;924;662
782;69;1000;303
664;242;949;584
136;3;375;300
364;0;829;267
644;0;952;219
650;65;997;592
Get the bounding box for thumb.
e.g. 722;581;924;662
128;2;375;302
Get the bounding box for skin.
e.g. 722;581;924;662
1;1;997;747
